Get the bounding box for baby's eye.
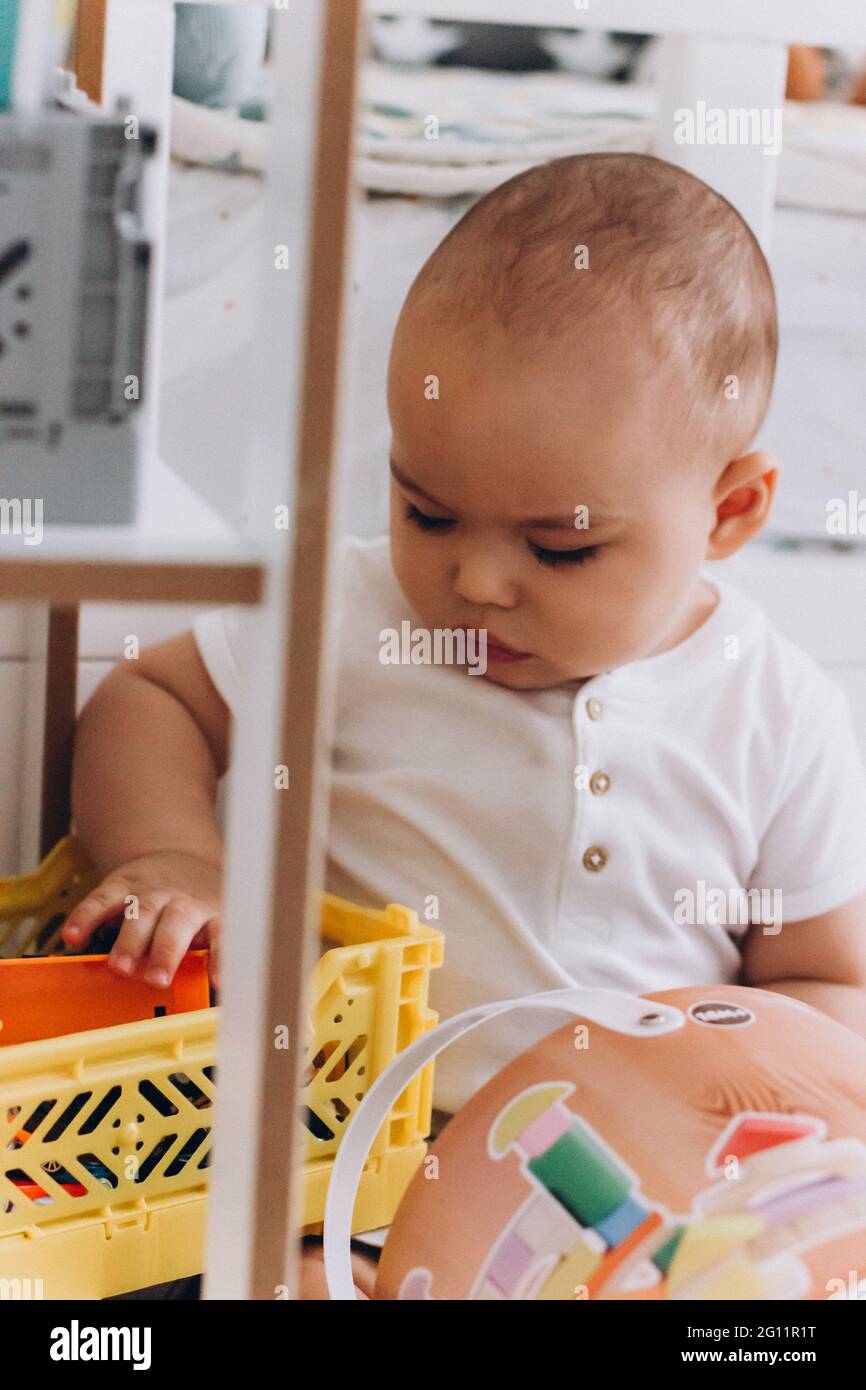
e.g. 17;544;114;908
405;502;455;532
529;541;600;569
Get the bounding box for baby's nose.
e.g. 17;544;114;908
452;551;518;609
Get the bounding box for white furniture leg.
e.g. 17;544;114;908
653;35;788;251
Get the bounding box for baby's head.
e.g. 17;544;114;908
387;153;779;689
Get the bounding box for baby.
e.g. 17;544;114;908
69;150;866;1179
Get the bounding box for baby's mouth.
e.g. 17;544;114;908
481;631;533;663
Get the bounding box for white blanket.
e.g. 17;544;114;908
170;69;866;212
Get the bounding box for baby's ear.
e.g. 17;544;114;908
707;451;779;559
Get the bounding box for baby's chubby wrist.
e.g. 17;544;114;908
115;845;224;875
82;838;223;881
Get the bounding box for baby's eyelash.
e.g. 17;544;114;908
529;541;600;569
405;502;600;568
405;502;454;532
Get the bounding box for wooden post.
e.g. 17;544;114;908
203;0;363;1301
72;0;106;103
253;0;363;1300
39;605;80;856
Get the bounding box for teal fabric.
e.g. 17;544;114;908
0;0;19;112
173;3;267;111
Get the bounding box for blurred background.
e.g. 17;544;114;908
161;6;866;545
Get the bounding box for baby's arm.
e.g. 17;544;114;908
66;632;230;986
740;891;866;1037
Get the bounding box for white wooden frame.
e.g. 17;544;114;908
8;0;862;1300
362;0;836;249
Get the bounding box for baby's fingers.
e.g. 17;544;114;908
107;896;169;978
142;901;211;989
61;879;130;950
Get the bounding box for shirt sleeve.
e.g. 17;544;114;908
750;678;866;921
192;606;243;714
190;538;363;719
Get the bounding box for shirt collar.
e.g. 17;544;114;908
582;574;759;703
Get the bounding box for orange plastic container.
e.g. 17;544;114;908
0;951;211;1047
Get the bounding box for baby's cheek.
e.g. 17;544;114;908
392;543;428;617
395;529;450;619
544;570;634;645
389;525;418;596
553;586;653;672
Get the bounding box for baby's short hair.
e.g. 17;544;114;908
405;153;778;457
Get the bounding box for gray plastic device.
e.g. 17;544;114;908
0;107;155;525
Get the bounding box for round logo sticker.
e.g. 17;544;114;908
688;1000;756;1029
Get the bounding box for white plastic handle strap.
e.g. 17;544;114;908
323;985;685;1300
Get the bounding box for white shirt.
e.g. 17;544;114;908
194;535;866;1112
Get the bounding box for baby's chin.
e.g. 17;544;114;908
474;656;586;692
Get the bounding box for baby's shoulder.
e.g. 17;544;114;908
336;532;391;588
717;577;847;720
334;533;407;625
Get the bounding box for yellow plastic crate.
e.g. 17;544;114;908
0;839;443;1298
0;837;99;958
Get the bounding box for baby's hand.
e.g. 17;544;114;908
61;850;222;990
